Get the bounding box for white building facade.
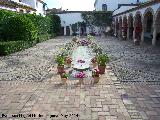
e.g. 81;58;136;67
56;11;101;36
0;0;46;16
94;0;149;11
112;0;160;46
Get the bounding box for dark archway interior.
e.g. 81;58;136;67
143;11;153;44
134;14;142;40
155;11;160;46
122;17;128;38
128;16;134;39
119;18;122;38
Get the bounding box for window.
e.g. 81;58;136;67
102;4;107;11
19;9;24;13
36;1;38;7
26;10;31;13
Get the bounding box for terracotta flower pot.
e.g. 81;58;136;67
98;65;106;74
61;78;67;85
92;62;97;68
57;65;64;74
93;77;99;84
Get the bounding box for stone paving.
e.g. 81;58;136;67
97;36;160;83
0;36;160;120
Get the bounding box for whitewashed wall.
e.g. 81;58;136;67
95;0;149;11
57;13;84;26
36;1;45;16
21;0;36;9
2;0;45;16
56;12;102;35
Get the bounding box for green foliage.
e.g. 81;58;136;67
0;9;60;55
0;41;35;55
2;15;37;41
0;9;16;38
55;54;65;66
47;14;61;35
37;34;51;43
71;22;81;33
96;53;109;66
81;11;112;27
61;73;69;78
24;14;51;36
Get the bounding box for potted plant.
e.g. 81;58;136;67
74;71;85;85
60;72;69;85
96;54;109;74
55;54;65;74
92;68;100;83
72;37;77;42
91;57;97;68
65;57;72;67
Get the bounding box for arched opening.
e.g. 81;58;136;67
116;18;119;37
155;8;160;46
143;9;154;45
119;17;122;39
134;13;142;42
19;9;24;13
122;16;127;40
66;26;70;36
128;15;134;39
102;4;107;11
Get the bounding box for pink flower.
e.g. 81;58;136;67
74;72;85;78
77;60;85;63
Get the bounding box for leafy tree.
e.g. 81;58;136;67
81;11;112;32
47;14;61;36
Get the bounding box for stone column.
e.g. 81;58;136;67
141;28;144;43
114;20;117;36
70;26;73;36
127;27;130;39
152;23;157;46
64;26;66;36
133;27;135;40
141;22;145;43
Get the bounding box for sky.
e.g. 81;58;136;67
45;0;95;11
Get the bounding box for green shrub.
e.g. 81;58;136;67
2;15;37;41
0;41;35;55
25;14;51;36
37;34;51;43
47;14;61;35
0;9;61;56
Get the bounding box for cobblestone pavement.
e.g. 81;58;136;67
96;36;160;83
97;36;160;120
0;36;160;120
0;36;70;81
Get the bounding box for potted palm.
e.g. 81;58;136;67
92;68;100;83
55;54;65;74
96;54;109;74
60;72;69;85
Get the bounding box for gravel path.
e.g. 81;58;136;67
0;37;71;81
96;36;160;83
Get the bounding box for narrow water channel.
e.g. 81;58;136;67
69;46;95;80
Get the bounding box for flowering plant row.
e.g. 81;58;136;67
92;69;100;77
77;60;85;63
74;72;85;78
